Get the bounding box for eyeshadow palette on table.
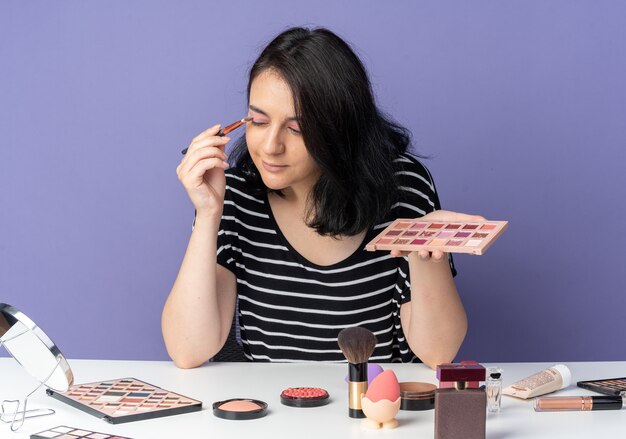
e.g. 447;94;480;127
577;377;626;396
46;378;202;424
366;219;508;255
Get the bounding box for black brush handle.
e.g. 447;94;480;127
181;128;225;155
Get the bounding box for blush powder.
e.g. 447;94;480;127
212;398;268;420
218;400;261;412
280;387;330;408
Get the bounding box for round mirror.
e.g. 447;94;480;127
0;303;73;392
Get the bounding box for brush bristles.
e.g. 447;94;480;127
337;327;377;364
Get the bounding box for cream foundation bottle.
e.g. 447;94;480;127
503;364;571;399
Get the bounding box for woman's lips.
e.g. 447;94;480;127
262;161;288;172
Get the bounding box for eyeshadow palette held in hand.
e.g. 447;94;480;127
366;220;508;255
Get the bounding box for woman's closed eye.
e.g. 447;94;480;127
286;122;301;135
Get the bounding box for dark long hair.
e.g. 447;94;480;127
231;27;411;237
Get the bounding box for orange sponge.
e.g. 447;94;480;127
365;370;400;402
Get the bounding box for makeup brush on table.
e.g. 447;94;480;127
338;327;377;418
181;117;252;155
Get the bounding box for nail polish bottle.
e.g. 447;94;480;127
435;361;486;439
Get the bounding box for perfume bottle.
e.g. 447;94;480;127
486;367;503;413
435;361;486;439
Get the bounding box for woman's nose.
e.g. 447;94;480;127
262;127;285;155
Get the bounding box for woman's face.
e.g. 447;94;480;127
246;69;321;198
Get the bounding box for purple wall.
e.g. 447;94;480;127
1;1;625;362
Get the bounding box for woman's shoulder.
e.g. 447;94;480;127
224;167;254;194
223;167;267;205
393;152;436;191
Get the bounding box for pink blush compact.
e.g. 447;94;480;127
212;398;268;420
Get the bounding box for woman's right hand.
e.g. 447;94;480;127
176;124;231;218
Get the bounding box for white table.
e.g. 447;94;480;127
1;358;624;438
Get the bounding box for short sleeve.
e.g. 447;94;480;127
215;181;239;275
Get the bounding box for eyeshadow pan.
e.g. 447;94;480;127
463;224;479;230
420;231;437;237
445;224;461;229
454;232;471;238
97;395;122;403
437;231;454;238
465;239;482;247
411;223;427;229
396;222;412;229
393;239;410;244
411;239;428;245
430;239;447;246
481;224;497;230
128;392;151;398
402;231;418;236
472;233;489;238
447;240;463;246
386;230;402;236
428;223;445;229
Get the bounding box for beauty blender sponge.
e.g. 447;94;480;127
365;370;400;402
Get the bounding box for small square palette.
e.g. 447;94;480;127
46;378;202;424
31;425;132;439
366;219;508;255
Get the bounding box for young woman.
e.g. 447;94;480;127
162;27;480;369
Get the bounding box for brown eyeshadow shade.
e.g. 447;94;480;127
376;238;393;244
445;224;461;229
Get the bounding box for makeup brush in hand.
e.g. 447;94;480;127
181;117;253;155
338;327;377;418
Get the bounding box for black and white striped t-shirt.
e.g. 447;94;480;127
216;153;451;362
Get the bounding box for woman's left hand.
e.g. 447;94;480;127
389;210;486;262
